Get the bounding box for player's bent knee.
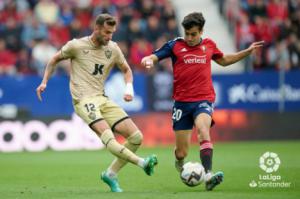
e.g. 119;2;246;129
100;129;129;158
100;129;116;146
128;130;143;145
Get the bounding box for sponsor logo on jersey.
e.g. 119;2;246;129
83;50;89;54
183;54;207;64
180;48;187;52
92;64;104;75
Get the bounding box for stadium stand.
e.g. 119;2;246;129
217;0;300;72
0;0;180;76
1;0;298;75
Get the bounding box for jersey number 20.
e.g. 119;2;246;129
172;108;182;121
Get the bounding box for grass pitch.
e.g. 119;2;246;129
0;141;299;199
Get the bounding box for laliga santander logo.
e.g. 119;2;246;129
259;152;281;173
249;151;291;188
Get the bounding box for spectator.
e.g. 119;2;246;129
165;18;180;39
34;0;60;25
74;0;92;9
235;12;256;71
126;17;143;44
278;18;293;41
73;7;92;29
145;15;163;42
15;48;35;75
236;12;256;50
21;16;48;49
92;0;118;17
0;0;21;25
0;17;22;52
118;4;134;24
59;4;74;26
48;20;71;48
129;37;153;72
69;18;84;39
267;0;289;24
138;0;157;19
287;33;300;70
32;39;57;76
0;0;180;75
0;39;16;75
221;0;300;71
248;0;267;22
15;0;30;14
268;41;291;70
160;0;176;22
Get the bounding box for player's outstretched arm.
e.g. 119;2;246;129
36;51;66;101
215;41;264;67
118;61;135;102
141;54;159;69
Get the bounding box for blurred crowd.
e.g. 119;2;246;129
2;0;298;76
0;0;179;76
218;0;300;71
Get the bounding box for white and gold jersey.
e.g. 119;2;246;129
61;36;126;101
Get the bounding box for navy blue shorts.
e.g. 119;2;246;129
172;100;214;131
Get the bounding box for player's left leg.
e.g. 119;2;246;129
195;113;213;173
194;113;224;191
101;118;157;192
112;118;158;175
108;118;143;175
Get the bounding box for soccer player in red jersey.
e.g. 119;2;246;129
141;12;264;191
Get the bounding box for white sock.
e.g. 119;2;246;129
205;172;213;182
137;158;145;168
106;168;117;178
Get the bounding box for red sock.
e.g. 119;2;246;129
200;140;213;173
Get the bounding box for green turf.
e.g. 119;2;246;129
0;141;299;199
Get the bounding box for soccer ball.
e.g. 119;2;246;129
180;162;205;187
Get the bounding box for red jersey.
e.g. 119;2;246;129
154;37;224;102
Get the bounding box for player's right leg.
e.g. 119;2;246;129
100;170;123;192
172;101;194;172
174;130;192;172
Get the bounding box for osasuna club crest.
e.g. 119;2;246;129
201;45;206;52
105;49;112;59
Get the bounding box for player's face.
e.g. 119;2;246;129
184;26;203;46
95;23;116;45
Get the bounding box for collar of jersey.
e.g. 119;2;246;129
185;38;203;47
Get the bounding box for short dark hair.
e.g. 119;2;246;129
181;12;205;31
95;13;117;26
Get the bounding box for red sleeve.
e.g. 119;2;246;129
210;40;224;60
